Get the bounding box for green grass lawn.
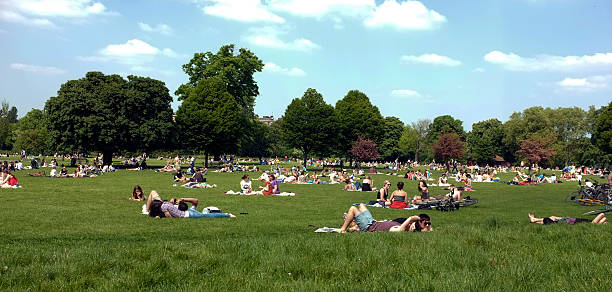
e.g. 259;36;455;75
1;160;611;291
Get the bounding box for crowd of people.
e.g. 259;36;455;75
2;152;611;232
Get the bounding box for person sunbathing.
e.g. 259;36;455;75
344;179;357;191
376;180;391;204
130;185;146;201
173;169;189;183
388;181;409;208
437;174;450;186
0;170;19;188
528;213;607;225
339;204;432;233
261;174;280;195
146;191;234;218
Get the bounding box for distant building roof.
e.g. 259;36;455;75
258;115;275;126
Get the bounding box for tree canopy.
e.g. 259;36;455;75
11;109;48;154
467;118;504;164
175;76;243;166
378;116;404;161
593;102;612;156
175;44;264;117
281;88;336;167
350;137;379;162
335;90;385;158
432;133;466;163
45;72;174;165
429;115;464;142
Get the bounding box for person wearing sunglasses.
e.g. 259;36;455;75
339;203;432;233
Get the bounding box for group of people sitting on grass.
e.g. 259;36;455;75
403;170;432;181
48;164;99;178
367;180;463;209
510;172;559;185
226;174;282;195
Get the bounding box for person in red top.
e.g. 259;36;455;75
261;174;279;195
1;170;18;188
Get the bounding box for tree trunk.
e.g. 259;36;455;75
205;152;209;168
303;152;308;169
102;150;113;166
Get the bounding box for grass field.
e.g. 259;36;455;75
1;159;611;291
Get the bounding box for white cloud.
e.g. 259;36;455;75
10;63;66;75
484;50;612;72
0;10;56;28
79;39;179;65
100;39;159;57
473;67;485;72
556;75;612;92
401;53;461;66
268;0;374;18
364;1;446;30
263;62;306;76
391;89;421;97
203;0;285;23
14;0;108;18
244;26;320;51
391;89;434;103
0;0;114;28
138;22;173;35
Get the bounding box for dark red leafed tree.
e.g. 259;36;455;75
432;133;466;162
517;134;557;166
350;137;379;162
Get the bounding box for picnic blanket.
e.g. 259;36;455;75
314;227;341;233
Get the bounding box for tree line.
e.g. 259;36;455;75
2;44;611;168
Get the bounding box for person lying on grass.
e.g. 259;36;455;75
528;213;607;225
129;185;146;201
146;190;235;218
339;204;432;233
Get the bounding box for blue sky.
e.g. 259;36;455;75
1;0;611;130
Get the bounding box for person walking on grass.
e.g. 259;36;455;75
339;204;432;233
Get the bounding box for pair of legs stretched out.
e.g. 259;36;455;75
528;213;607;225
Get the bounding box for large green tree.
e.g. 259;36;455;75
378;116;404;161
502;106;554;162
429;115;464;143
467;118;504;164
593;101;612;155
175;44;264;117
0;101;15;149
11;109;49;154
335;90;385;162
281;88;336;167
45;72;175;165
175;76;243;167
238;119;272;162
411;119;432;162
399;125;418;161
